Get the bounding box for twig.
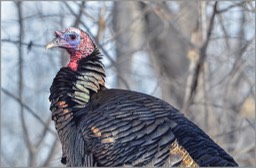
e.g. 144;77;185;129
73;1;86;27
22;14;61;20
1;39;45;48
70;1;96;22
15;1;36;166
183;2;218;114
1;149;14;167
214;123;252;138
245;118;256;131
101;3;151;46
1;87;56;135
35;116;55;148
216;1;247;14
217;13;231;49
42;136;59;166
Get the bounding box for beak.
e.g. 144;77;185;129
45;37;59;49
45;40;56;49
46;30;68;49
45;36;70;50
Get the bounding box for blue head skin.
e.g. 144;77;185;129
46;27;95;71
46;27;81;50
63;30;80;48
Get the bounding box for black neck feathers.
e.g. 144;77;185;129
49;48;106;125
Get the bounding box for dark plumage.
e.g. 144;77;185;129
46;27;238;167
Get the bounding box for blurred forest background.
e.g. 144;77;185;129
1;1;255;167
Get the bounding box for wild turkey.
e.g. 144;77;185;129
46;27;238;167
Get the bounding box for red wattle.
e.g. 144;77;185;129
67;54;82;71
68;61;78;71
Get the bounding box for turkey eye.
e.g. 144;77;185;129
69;34;76;40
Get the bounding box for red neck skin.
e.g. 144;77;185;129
67;52;82;71
66;32;95;71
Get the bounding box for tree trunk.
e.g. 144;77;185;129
112;1;144;89
141;2;199;109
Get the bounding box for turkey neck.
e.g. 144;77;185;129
71;48;106;108
49;48;106;126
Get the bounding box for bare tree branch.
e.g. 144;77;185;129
245;118;256;131
183;2;218;114
73;1;86;27
96;2;106;43
1;39;45;48
1;150;14;167
216;1;247;14
1;88;56;135
42;136;59;167
214;123;252;138
15;1;36;166
35;116;55;147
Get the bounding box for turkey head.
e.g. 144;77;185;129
46;27;95;71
